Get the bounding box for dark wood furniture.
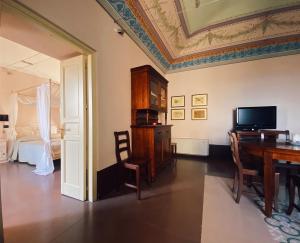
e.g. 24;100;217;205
131;65;172;180
228;132;261;203
114;131;150;200
131;125;172;179
287;174;300;215
236;131;261;141
240;140;300;217
171;142;177;157
131;65;168;126
237;130;291;209
236;130;290;141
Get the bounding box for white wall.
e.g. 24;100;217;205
166;54;300;145
18;0;160;170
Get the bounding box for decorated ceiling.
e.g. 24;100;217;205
97;0;300;73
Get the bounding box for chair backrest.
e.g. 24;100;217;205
259;130;290;142
114;131;132;164
228;131;242;170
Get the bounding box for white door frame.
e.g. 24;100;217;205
1;0;97;202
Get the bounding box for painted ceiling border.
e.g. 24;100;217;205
97;0;300;73
168;38;300;73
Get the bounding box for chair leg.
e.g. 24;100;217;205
274;172;280;211
298;186;300;204
235;172;243;203
146;163;151;185
135;166;141;200
287;177;295;215
286;168;291;189
232;170;237;192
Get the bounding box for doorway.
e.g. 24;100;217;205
0;0;96;202
0;0;97;242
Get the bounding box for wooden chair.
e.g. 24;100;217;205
229;132;261;203
228;132;279;204
287;174;300;215
114;131;150;200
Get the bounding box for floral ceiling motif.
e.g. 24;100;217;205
97;0;300;72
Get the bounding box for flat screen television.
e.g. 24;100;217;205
236;106;277;131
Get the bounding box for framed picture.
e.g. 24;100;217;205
171;109;185;120
191;108;207;120
192;94;208;106
171;95;185;107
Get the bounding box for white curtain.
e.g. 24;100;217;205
34;84;54;175
8;93;18;160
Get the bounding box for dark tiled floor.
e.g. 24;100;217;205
1;157;230;243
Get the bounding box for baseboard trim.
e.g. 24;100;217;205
209;144;231;159
176;153;208;160
97;163;119;200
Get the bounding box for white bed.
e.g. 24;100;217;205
12;137;61;165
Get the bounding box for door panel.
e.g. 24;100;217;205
61;55;86;201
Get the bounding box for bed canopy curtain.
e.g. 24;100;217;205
34;83;54;175
9;81;59;175
7;94;18;159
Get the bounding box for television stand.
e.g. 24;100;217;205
236;131;261;141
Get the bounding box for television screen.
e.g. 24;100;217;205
236;106;276;130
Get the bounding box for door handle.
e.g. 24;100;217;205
60;128;65;139
60;128;70;139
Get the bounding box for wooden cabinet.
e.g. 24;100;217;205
132;125;172;179
131;65;168;125
131;65;172;180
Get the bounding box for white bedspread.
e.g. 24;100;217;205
12;138;61;165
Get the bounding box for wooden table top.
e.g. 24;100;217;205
240;140;300;155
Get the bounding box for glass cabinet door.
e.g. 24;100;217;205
160;87;167;110
150;81;159;108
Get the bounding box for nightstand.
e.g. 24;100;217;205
0;139;7;163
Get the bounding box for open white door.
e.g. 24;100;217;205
60;55;87;201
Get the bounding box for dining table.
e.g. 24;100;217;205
239;139;300;217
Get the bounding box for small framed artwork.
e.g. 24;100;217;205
171;109;185;120
192;94;208;106
191;108;207;120
171;95;185;107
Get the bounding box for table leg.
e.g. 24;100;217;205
264;151;275;217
